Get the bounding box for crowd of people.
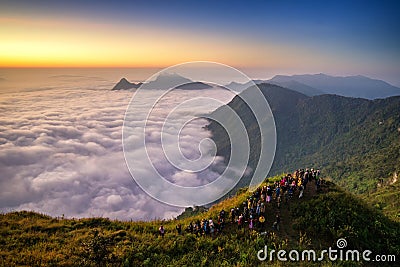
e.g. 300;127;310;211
159;168;323;237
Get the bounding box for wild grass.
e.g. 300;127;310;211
1;174;398;266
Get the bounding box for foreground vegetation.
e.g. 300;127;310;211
1;174;399;266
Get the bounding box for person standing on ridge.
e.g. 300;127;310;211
159;225;165;238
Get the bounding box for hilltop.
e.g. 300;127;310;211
1;173;399;266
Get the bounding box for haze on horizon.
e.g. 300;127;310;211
1;0;400;85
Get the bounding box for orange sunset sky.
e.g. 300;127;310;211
1;1;399;84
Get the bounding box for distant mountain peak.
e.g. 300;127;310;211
269;73;400;99
112;78;141;90
112;73;217;91
174;81;213;90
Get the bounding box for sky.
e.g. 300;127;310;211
1;0;400;84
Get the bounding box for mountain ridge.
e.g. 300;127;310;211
222;73;400;99
112;78;142;90
269;73;400;99
113;73;400;99
207;83;400;195
112;74;216;91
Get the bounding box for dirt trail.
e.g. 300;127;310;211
258;180;328;245
216;179;328;245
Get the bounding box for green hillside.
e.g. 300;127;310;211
208;84;400;195
361;174;400;221
1;174;399;266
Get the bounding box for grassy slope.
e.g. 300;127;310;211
361;175;400;222
207;83;400;227
208;84;400;195
1;174;399;266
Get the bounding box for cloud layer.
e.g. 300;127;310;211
0;82;235;220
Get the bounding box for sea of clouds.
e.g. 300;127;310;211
0;79;236;220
